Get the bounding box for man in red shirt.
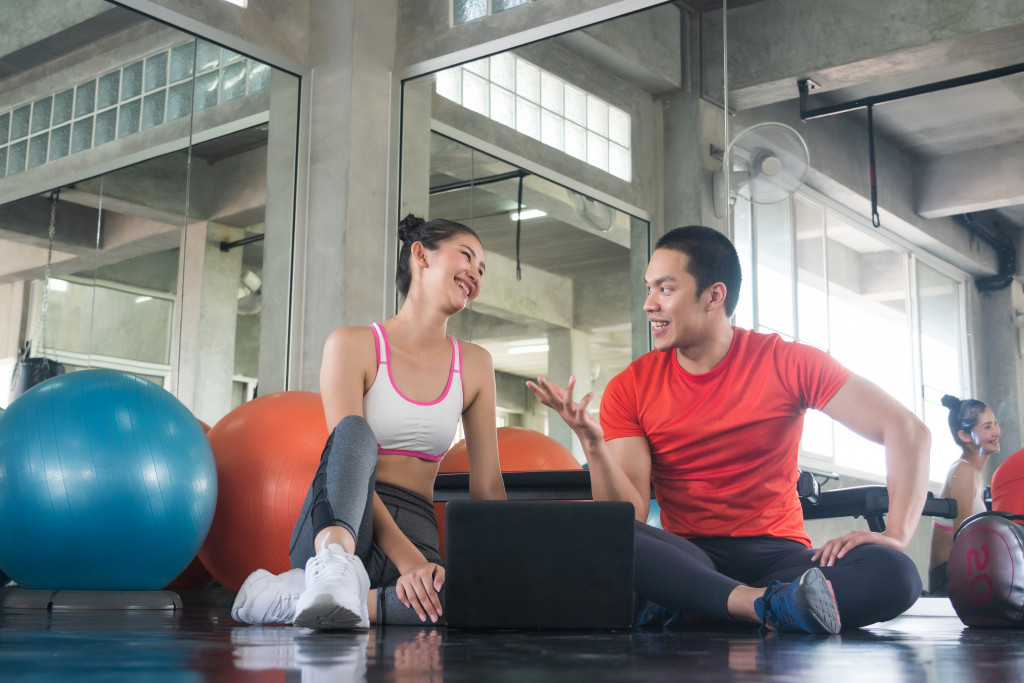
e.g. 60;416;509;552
528;225;930;633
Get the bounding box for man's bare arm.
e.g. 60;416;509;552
527;376;652;520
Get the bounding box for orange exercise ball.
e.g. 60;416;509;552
164;556;215;590
198;392;327;590
165;419;216;590
435;427;581;555
992;448;1024;515
440;426;582;472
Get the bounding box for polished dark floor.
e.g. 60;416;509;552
1;593;1022;682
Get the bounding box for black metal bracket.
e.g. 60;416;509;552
219;233;265;252
798;61;1024;121
428;170;530;195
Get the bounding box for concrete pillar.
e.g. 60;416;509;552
400;76;433;221
980;279;1024;478
171;221;245;425
661;11;727;238
258;69;300;395
546;327;591;463
0;281;28;408
630;215;652;360
297;0;399;391
518;407;548;434
0;282;27;359
662;100;702;230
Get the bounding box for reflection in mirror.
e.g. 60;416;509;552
396;0;1023;490
0;2;298;428
402;116;648;461
702;0;1024;488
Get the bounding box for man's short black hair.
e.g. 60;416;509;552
654;225;742;316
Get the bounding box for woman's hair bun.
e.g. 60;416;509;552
398;214;425;243
940;394;960;410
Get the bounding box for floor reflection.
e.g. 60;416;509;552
1;597;1024;681
232;627;368;680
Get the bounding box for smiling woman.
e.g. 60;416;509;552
928;395;1000;596
230;213;507;629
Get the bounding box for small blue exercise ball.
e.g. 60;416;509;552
0;369;217;590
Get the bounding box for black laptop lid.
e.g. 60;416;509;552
443;500;635;629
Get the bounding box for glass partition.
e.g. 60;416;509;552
402;56;651;458
918;262;967;482
394;0;1007;481
705;1;993;482
0;2;299;427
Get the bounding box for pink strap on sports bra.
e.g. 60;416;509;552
377;446;446;463
366;323;463;462
370;323;459;406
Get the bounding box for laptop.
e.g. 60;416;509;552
443;500;635;629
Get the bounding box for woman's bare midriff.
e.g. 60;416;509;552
375;452;442;501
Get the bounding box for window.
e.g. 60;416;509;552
453;0;533;25
27;276;175;390
734;191;969;482
917;262;968;482
436;55;632;181
0;40;271;179
403;131;649;460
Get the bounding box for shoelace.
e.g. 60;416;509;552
267;591;300;622
308;552;354;583
759;582;796;629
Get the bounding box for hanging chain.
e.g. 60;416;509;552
36;189;60;365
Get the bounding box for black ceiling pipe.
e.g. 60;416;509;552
960;213;1017;292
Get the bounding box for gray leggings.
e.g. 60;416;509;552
289;415;444;625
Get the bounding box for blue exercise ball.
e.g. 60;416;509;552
646;498;663;529
0;369;217;590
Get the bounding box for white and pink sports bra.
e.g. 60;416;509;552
363;322;464;463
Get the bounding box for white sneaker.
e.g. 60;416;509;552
293;544;370;630
232;568;307;624
231;625;300;669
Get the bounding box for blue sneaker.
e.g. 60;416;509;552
754;567;841;634
633;598;676;627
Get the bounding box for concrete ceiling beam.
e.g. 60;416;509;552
553;3;683;95
702;0;1024;111
917;140;1024;218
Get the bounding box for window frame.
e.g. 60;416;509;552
737;186;972;484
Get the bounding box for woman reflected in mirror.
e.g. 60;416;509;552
928;394;1000;596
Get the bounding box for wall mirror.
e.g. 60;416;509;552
400;31;655;459
700;0;1023;485
400;0;1023;483
0;1;299;427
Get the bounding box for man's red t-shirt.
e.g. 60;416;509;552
991;447;1024;515
600;328;851;547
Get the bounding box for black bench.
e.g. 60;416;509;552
433;470;958;533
